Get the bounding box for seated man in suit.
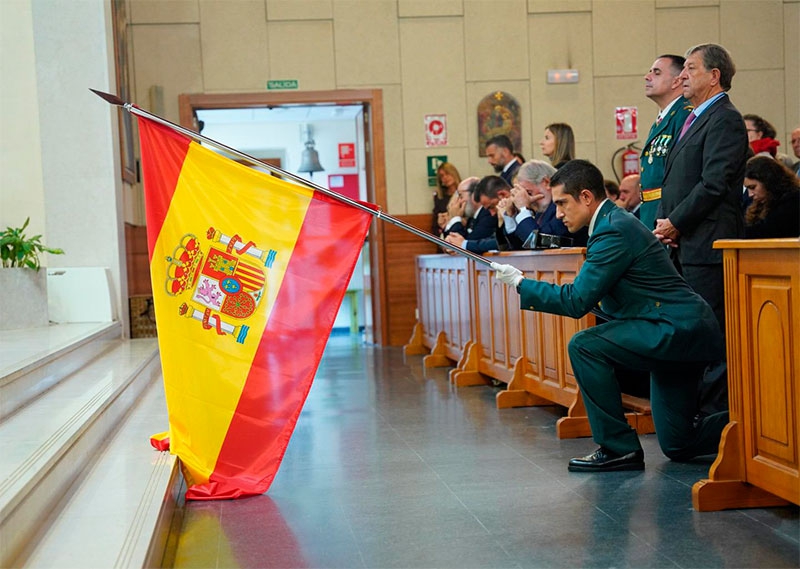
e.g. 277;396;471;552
492;160;728;472
440;177;480;239
617;174;642;219
504;159;588;248
444;175;512;253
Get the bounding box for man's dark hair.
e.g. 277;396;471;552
485;134;514;152
603;179;620;199
686;43;736;91
549;159;605;200
743;114;777;139
473;175;510;201
657;54;685;76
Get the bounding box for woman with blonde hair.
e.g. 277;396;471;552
432;162;462;234
539;123;575;169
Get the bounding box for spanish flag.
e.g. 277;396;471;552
138;117;374;500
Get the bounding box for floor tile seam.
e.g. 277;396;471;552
736;510;800;545
653;467;699;489
437;479;501;538
338;500;369;569
378;416;502;527
500;440;550;475
623;528;684;567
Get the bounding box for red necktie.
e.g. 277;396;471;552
679;112;696;140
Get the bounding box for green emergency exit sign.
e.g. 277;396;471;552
427;155;447;187
267;79;298;90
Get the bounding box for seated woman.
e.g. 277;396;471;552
539;122;575;169
431;162;461;235
743;155;800;239
743;114;795;169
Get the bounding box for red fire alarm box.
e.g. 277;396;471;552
615;107;638;140
338;143;356;168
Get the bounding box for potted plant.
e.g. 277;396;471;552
0;217;64;330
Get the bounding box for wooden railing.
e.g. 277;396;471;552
405;249;654;439
693;238;799;511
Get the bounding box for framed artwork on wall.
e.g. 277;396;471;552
477;91;521;157
111;0;136;184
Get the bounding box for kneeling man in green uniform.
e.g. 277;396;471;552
492;159;728;472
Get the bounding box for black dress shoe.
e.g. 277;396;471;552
568;447;644;472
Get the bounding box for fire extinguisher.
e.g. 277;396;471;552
622;147;640;177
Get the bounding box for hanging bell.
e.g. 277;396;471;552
298;140;324;173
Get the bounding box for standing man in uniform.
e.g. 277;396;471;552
655;43;750;416
639;55;693;230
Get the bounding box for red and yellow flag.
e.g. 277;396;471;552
138;117;374;500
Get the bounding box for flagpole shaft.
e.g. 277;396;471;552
122;103;493;267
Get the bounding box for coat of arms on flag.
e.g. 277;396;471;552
165;228;277;344
137;115;375;500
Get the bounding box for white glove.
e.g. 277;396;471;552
491;262;524;288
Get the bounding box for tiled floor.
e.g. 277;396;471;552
172;335;799;569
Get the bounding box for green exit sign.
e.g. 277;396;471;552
427;155;447;187
267;79;298;90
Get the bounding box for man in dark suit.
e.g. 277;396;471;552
504;159;587;248
617;174;642;219
485;135;520;186
655;43;749;416
444;175;510;253
441;177;480;238
493;160;727;472
640;54;693;230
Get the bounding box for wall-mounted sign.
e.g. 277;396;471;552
328;174;359;200
338;143;356;168
267;79;298;90
615;106;638;140
425;114;447;147
426;155;447;187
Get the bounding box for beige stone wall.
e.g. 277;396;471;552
127;0;800;217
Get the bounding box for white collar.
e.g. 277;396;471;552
657;95;682;121
588;199;610;236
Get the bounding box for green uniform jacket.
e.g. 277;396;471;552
638;97;693;230
517;200;722;363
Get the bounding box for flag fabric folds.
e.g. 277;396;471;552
138;116;374;500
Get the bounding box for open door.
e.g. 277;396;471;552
178;90;389;345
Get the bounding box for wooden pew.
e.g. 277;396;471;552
405;249;655;439
404;254;473;369
693;238;799;511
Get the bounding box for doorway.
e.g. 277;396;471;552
178;90;389;345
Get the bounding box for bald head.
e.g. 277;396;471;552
617;174;641;212
457;176;479;195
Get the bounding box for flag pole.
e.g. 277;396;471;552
91;89;493;267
